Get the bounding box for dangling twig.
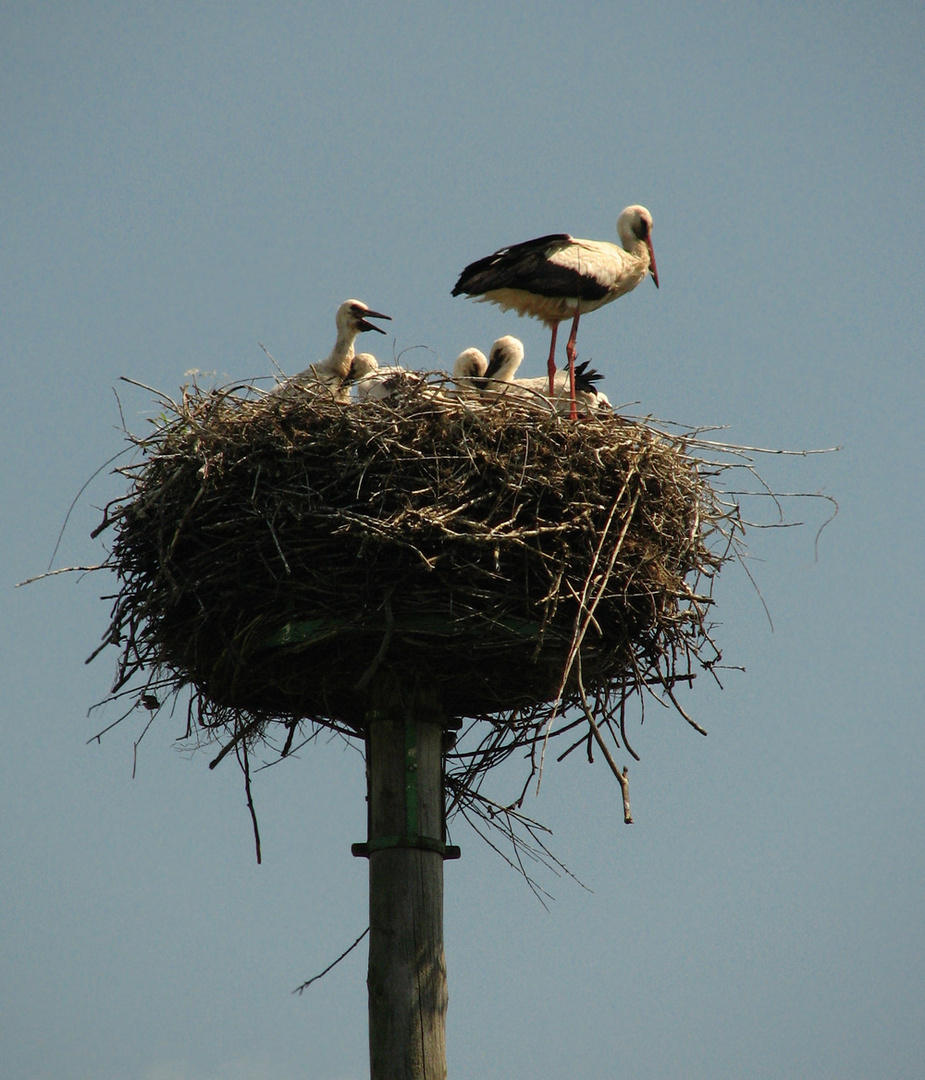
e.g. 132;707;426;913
577;664;633;824
292;926;370;995
234;728;262;864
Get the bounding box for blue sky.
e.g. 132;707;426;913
2;3;923;1078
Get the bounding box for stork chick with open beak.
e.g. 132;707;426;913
273;298;391;401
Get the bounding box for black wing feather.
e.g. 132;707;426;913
453;233;598;299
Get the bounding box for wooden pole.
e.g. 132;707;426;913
356;681;454;1080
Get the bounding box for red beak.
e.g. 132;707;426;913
647;239;659;288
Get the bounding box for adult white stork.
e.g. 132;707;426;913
273;298;390;401
451;205;657;416
478;335;609;414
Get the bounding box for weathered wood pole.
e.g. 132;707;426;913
355;682;456;1080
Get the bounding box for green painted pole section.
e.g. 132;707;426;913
366;681;448;1080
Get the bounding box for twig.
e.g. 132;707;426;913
577;667;633;824
293;927;370;994
17;565;107;587
234;728;262;864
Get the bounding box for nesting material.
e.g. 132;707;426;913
97;373;732;781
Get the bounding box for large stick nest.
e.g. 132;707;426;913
95;374;737;812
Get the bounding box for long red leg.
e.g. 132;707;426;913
547;322;559;396
565;310;581;420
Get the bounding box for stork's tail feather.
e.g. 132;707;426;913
564;358;605;394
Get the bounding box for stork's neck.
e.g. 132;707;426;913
623;236;651;270
327;327;359;376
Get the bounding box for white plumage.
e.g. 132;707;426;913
348;353;382;398
350;354;426;401
450;347;489;395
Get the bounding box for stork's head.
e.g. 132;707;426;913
336;299;392;336
452;347;489;381
485;335;525;382
617;206;659;288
